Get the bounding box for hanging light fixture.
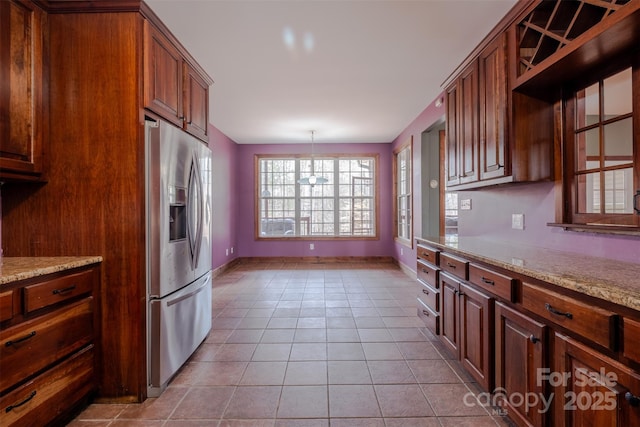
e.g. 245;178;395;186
298;130;328;187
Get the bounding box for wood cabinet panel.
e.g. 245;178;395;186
440;272;460;356
496;301;548;427
445;85;460;187
417;259;439;289
0;345;94;427
417;299;440;336
623;318;640;363
417;244;439;265
0;290;15;322
554;333;640;427
0;0;46;181
418;280;439;313
469;263;515;302
459;62;479;185
184;62;210;141
459;282;493;390
521;282;618;350
144;21;183;128
0;298;93;393
23;269;94;313
440;252;469;281
479;34;508;181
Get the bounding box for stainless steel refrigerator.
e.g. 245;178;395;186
145;117;213;397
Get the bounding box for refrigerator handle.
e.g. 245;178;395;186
187;155;204;269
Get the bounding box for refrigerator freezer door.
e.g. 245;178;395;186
148;271;212;396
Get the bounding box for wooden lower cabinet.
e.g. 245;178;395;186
440;272;460;355
460;282;494;390
495;301;548;427
0;263;99;426
554;333;640;427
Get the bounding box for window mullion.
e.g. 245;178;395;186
295;158;301;235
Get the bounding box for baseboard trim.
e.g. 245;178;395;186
237;256;395;264
394;259;417;278
211;258;241;278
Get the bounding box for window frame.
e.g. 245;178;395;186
254;153;380;240
559;61;640;232
393;137;413;247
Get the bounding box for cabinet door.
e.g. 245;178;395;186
440;272;460;356
183;62;209;142
445;83;460;187
458;61;479;185
460;282;494;390
479;34;508;181
144;21;184;128
495;302;548;427
0;0;45;181
554;333;640;427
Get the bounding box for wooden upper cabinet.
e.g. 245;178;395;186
478;34;508;181
184;62;210;141
445;61;479;187
143;20;212;142
144;22;183;128
0;0;46;181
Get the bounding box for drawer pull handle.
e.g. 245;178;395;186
422;310;430;317
52;285;76;295
481;277;495;286
529;335;539;344
422;269;429;274
422;289;429;295
447;263;456;269
5;331;36;347
626;392;640;407
421;253;429;258
545;303;573;319
5;390;36;413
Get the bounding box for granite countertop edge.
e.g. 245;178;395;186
415;237;640;313
0;256;103;286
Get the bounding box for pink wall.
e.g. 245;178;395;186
235;142;394;258
457;181;640;264
209;125;239;269
390;95;447;269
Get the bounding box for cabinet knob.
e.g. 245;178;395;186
626;392;640;407
422;310;430;317
422;289;429;295
529;335;539;344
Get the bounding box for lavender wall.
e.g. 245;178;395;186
390;95;447;270
235;142;394;258
209;125;239;269
457;181;640;263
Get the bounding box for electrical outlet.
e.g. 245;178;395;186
460;199;472;210
310;243;314;250
225;248;229;256
231;247;234;254
512;213;524;230
400;248;404;256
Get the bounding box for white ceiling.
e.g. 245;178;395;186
145;0;518;144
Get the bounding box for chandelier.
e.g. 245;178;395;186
297;130;328;187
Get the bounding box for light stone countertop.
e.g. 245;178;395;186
0;257;103;286
415;236;640;312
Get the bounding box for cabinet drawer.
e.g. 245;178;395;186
418;281;439;312
623;318;640;363
440;253;469;281
0;298;93;393
521;282;617;350
0;345;94;427
417;299;440;335
24;269;94;313
417;244;439;265
417;259;439;289
0;290;15;322
469;263;515;302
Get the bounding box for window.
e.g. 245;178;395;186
257;155;378;239
563;66;639;230
393;138;412;245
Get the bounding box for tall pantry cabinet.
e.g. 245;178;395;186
1;1;212;402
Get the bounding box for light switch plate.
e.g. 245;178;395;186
460;199;471;210
512;213;524;230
